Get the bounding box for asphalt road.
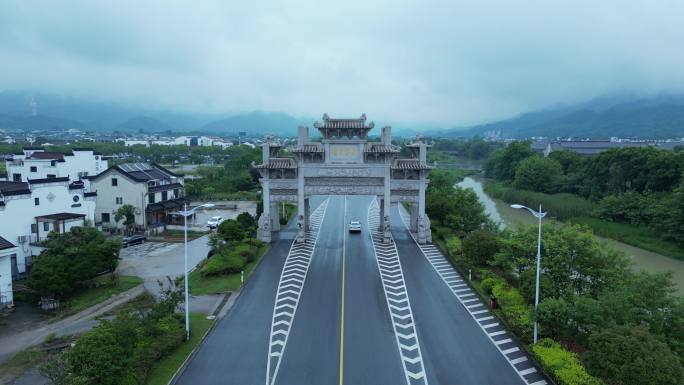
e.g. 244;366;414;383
391;204;526;385
176;196;529;385
175;215;298;385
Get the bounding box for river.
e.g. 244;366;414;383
457;176;684;295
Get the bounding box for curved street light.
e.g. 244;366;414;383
510;204;546;344
174;203;215;340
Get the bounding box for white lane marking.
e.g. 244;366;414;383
511;356;528;364
398;204;544;385
519;368;537;375
489;330;506;337
368;198;428;385
265;198;329;385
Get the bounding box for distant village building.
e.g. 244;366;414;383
121;136;233;149
539;139;684;157
5;147;108;185
0;178;97;306
88;163;186;230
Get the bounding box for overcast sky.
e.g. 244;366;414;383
1;1;683;128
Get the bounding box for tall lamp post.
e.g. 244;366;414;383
510;203;546;344
175;202;214;340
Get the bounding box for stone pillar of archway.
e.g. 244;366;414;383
270;202;280;231
304;198;310;231
257;178;272;243
410;203;419;232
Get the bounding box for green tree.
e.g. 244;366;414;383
585;326;683;385
28;227;121;298
484;141;536;181
114;204;136;231
217;219;245;243
236;212;256;230
536;297;571;339
462;230;500;267
513;156;562;193
496;224;630;302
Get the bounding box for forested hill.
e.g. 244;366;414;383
445;95;684;139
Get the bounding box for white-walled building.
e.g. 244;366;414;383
0;237;16;307
0;178;96;304
89;163;186;229
5;147;108;185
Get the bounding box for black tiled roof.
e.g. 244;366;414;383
84;191;97;197
35;212;86;221
146;197;190;213
0;236;16;250
28;177;69;185
0;181;31;196
148;182;183;193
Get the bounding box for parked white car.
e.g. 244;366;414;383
349;220;361;232
207;216;223;229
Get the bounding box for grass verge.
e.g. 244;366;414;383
188;246;267;295
143;313;214;385
52;275;143;321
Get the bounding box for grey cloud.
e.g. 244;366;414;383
1;0;683;128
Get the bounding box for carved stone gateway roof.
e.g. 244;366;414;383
314;114;375;139
391;159;434;170
291;144;323;153
365;143;399;153
254;158;297;169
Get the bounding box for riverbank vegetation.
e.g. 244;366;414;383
483;141;684;260
426;170;684;385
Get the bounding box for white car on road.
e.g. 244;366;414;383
207;216;223;229
349;220;361;233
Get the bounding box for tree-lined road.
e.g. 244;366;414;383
176;196;538;385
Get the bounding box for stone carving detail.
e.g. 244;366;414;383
270;181;298;189
382;215;391;244
305;186;384;196
306;177;383;186
417;215;432;244
316;168;371;177
295;214;306;243
257;213;272;243
270;189;298;196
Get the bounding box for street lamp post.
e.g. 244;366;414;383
510;203;546;344
175;202;215;340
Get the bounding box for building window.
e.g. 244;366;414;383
43;222;49;232
47;174;56;178
30;166;37;172
112;178;118;186
173;188;179;198
102;213;110;223
13;173;21;182
31;224;37;234
34;197;39;206
162;191;168;201
116;197;123;204
149;194;155;204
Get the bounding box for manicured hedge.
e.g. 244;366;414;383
532;339;604;385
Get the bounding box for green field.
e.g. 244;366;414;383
143;313;215;385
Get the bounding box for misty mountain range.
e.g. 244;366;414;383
1;91;684;139
438;94;684;139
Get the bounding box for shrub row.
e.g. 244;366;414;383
480;273;534;342
200;239;262;277
532;339;604;385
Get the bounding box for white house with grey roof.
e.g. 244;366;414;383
0;236;17;307
88;163;186;229
5;147;108;186
0;178;96;299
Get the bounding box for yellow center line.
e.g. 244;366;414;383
339;196;347;385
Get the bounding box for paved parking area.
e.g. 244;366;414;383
182;202;257;231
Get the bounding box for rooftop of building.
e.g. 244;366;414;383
0;181;31;196
0;236;16;251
